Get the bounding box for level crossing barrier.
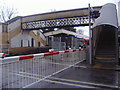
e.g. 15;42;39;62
0;48;86;88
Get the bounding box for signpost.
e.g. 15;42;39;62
88;4;92;64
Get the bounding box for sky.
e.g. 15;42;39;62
0;0;120;36
0;0;119;16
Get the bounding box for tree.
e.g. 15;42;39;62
76;29;84;35
0;5;18;23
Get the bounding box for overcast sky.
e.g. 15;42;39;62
0;0;120;36
0;0;119;16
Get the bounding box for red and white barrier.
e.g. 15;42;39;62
1;48;86;88
2;48;84;63
0;53;6;58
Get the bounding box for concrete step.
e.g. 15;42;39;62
97;51;115;52
96;51;115;52
96;56;115;58
96;53;115;55
95;60;115;62
95;57;115;60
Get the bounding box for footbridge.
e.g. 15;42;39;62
21;6;101;31
8;3;119;65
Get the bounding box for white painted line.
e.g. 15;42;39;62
44;79;97;88
15;73;97;89
17;71;118;88
22;60;84;88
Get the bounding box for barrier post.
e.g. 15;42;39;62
0;54;2;89
0;53;6;89
88;3;92;65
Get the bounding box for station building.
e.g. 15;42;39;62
0;17;46;55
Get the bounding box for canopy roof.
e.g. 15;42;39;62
92;3;118;28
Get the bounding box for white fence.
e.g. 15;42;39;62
1;48;86;88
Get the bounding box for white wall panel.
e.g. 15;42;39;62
11;31;32;48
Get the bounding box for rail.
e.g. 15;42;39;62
0;48;86;88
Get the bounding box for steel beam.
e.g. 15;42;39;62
22;16;94;30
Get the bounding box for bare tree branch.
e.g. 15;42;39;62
0;5;18;23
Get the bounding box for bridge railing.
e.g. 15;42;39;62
1;48;86;88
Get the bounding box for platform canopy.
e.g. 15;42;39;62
44;29;87;38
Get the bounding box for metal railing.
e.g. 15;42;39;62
1;48;86;88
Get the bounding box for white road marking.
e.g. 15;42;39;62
16;71;118;88
15;73;97;89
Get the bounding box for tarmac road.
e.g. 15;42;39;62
28;62;119;89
